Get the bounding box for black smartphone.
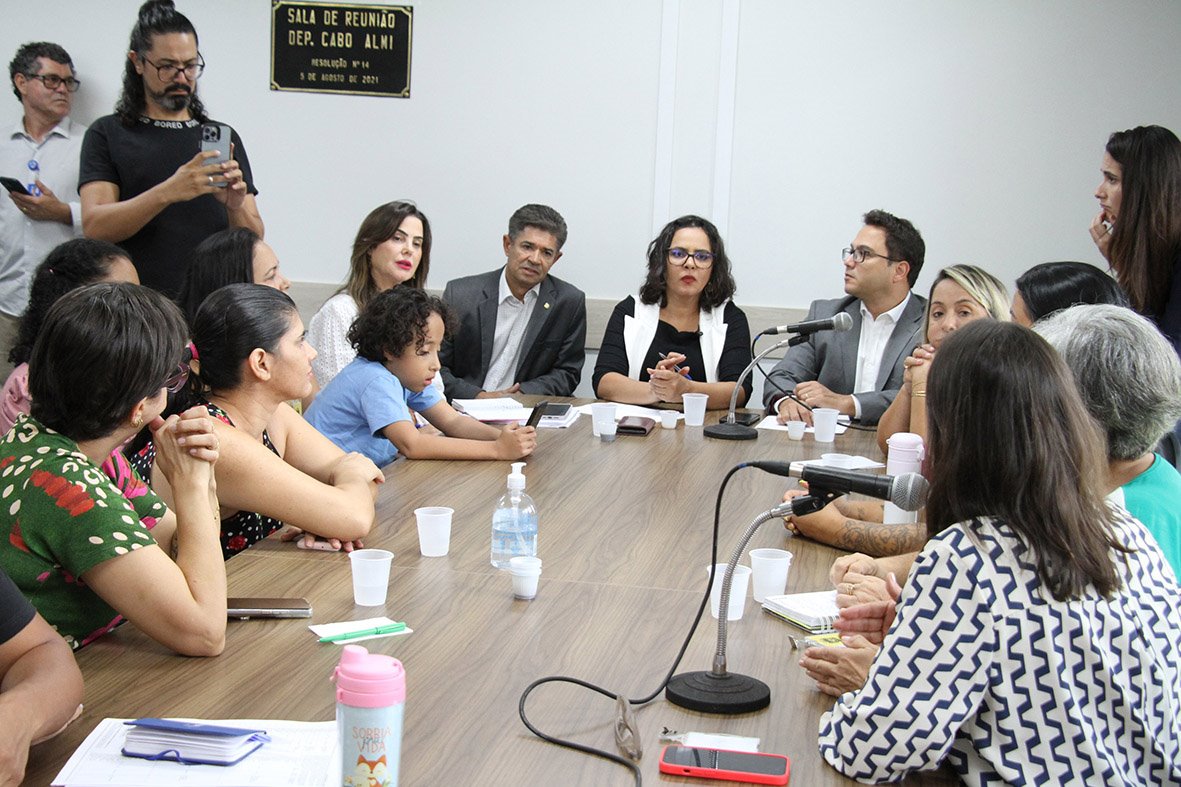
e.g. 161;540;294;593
732;411;763;426
0;176;30;195
525;401;550;428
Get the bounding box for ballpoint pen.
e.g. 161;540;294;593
657;352;693;381
318;622;407;643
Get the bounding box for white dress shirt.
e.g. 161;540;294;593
0;117;85;317
851;293;911;418
482;271;539;392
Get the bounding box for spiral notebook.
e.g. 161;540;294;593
761;590;840;634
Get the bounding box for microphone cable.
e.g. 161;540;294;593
517;463;747;786
750;335;877;433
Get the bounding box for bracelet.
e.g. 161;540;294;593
910;389;927;398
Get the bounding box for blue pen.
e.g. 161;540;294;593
658;352;693;381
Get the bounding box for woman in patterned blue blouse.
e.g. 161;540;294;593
818;320;1181;785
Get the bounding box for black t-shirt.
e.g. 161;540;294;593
592;295;753;399
0;566;35;646
79;115;259;298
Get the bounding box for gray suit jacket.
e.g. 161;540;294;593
762;293;927;424
439;269;587;399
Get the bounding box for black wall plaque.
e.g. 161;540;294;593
271;1;412;97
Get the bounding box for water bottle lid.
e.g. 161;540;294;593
886;432;924;457
333;644;406;707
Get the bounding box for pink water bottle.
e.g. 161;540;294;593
333;644;405;787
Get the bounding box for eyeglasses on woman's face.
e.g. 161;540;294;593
667;248;715;267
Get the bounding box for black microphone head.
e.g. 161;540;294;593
832;312;854;331
890;472;929;511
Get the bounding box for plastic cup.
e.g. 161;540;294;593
349;549;394;606
785;420;806;440
706;564;752;620
812;408;839;443
591;403;617;441
659;410;678;429
508;556;543;600
821;453;854;469
682;393;709;427
414;506;453;556
748;548;793;603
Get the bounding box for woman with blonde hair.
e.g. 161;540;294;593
875;264;1008;453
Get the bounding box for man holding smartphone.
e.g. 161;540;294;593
79;1;264;298
0;42;85;378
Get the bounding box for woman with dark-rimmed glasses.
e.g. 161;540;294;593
592;215;752;409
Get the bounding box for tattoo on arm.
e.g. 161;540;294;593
833;519;926;557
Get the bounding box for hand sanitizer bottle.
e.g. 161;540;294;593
490;461;538;568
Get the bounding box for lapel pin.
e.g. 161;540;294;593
543;302;550;309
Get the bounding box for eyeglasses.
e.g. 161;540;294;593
842;246;902;265
140;54;205;81
24;73;81;92
162;345;195;394
667;248;715;267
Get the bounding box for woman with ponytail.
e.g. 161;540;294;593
134;284;382;559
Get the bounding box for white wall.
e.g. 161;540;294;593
4;0;1181;311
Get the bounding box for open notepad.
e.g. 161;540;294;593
761;590;840;633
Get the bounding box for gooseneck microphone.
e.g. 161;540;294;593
760;311;854;337
745;461;929;511
705;314;855;441
665;460;928;716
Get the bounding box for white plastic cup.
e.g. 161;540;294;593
659;410;678;429
414;506;453;557
508;556;543;599
706;564;752;620
812;408;839;443
349;549;394;606
748;548;793;603
591;403;617;440
682;393;709;427
785;420;806;440
821;453;855;469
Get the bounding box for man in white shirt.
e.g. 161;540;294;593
764;210;927;426
440;204;586;400
0;42;85;378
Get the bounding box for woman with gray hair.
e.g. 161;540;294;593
1035;303;1181;574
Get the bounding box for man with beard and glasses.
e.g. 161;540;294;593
79;0;263;298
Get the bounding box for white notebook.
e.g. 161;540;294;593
761;590;840;633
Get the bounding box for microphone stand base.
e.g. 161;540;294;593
703;422;758;441
665;670;771;714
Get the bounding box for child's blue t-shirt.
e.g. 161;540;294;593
305;357;443;467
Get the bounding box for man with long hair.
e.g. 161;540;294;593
78;0;264;298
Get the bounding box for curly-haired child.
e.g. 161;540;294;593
306;287;536;465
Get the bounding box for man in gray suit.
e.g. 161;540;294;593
439;204;586;400
764;209;927;426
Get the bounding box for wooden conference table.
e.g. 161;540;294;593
25;402;951;786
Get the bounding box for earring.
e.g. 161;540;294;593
132;413;143;428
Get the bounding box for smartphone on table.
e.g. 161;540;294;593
226;597;312;619
199;122;232;187
658;745;790;785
